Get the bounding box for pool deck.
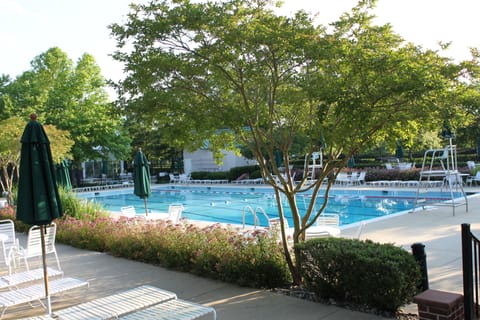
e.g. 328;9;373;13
7;184;480;319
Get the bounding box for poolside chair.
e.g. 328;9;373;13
0;219;20;274
178;174;191;183
16;223;61;271
315;213;340;227
467;161;477;170
353;171;366;185
466;172;480;186
120;206;137;218
268;214;340;241
305;214;341;239
169;174;180;183
167;204;184;223
335;172;351;185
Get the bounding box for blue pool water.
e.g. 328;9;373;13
80;185;469;227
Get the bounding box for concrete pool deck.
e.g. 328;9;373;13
6;184;480;319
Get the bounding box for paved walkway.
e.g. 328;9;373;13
6;186;480;319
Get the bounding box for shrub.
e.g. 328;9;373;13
190;171;228;181
295;237;421;313
227;165;261;181
364;168;421;182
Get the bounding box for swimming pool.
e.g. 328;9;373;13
80;185;469;227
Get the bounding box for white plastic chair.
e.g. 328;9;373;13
467;161;477;170
0;220;20;274
315;213;340;227
466;172;480;186
17;223;61;271
120;206;137;218
169;174;180;183
167;204;184;224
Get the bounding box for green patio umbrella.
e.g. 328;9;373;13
56;159;72;191
16;114;63;316
395;141;404;160
133;149;151;216
347;156;355;168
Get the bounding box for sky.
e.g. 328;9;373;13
1;0;479;87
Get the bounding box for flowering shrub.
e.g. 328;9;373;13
56;217;291;288
0;205;29;233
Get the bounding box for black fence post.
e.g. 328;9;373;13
462;223;474;320
411;243;429;291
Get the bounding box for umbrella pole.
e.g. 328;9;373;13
40;225;51;315
144;198;148;217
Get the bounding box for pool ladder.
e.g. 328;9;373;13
242;205;269;229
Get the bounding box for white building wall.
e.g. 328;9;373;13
183;149;257;173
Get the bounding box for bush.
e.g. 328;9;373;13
295;237;421;313
227;165;261;181
364;168;421;182
190;171;228;181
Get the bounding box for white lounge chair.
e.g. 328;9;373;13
0;276;88;319
119;298;217;319
0;267;63;290
16;223;61;271
306;214;341;239
21;285;216;320
0;219;20;274
268;214;340;240
51;285;176;320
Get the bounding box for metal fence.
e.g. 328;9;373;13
462;223;480;320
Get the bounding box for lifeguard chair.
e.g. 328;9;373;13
414;137;467;215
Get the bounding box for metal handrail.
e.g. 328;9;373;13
242;206;270;229
462;223;480;320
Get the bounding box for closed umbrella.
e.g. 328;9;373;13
16;114;63;316
133;149;151;216
395;142;404;160
56;159;72;191
347;156;355;168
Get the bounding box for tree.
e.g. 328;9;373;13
0;117;23;204
111;0;464;284
0;116;73;205
1;48;131;183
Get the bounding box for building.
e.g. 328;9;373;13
183;149;257;174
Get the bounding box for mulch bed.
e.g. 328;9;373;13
274;287;419;319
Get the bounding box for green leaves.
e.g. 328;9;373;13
2;47;131;165
110;0;467;284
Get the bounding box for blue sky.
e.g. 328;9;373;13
1;0;479;86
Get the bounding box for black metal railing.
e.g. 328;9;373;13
462;223;480;320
